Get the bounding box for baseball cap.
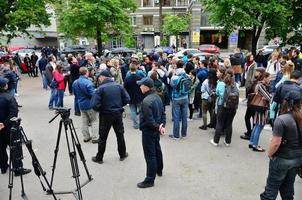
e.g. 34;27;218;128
136;77;154;88
96;69;111;78
0;77;8;88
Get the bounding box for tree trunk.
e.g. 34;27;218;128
251;26;263;55
96;24;102;56
176;35;178;51
159;0;163;44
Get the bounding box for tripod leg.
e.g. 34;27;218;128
8;150;14;200
70;121;92;180
49;120;63;191
64;122;83;200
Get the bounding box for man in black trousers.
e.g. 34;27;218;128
0;77;31;176
136;77;166;188
91;70;130;164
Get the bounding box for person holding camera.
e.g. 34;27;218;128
0;77;31;176
136;77;166;188
91;70;130;164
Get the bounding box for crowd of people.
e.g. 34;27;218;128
1;45;302;198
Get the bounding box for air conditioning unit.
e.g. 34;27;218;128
154;0;159;4
149;28;154;32
144;27;149;31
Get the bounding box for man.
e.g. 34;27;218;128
72;67;98;143
0;77;31;176
24;54;32;77
184;54;195;74
124;62;144;129
0;62;17;97
136;77;166;188
170;60;190;140
269;70;302;121
31;52;39;77
291;48;302;71
91;70;130;164
37;53;48;90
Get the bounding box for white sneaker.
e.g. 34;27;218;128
14;93;19;97
224;140;230;147
210;139;218;146
187;118;193;121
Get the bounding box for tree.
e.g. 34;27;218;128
0;0;50;43
55;0;136;56
200;0;292;54
287;0;302;49
162;14;190;50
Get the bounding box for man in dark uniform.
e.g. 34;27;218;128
136;77;166;188
91;70;130;164
0;77;31;175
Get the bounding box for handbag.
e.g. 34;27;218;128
248;93;269;112
295;120;302;179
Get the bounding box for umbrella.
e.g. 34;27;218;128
111;47;134;54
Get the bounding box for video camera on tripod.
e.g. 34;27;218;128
8;117;57;200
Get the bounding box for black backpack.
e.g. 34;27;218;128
223;85;239;109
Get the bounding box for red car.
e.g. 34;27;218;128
198;44;220;53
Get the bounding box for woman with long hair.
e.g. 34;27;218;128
244;53;257;98
200;69;217;130
211;68;238;146
53;64;65;107
260;91;302;200
249;72;272;152
188;69;199;121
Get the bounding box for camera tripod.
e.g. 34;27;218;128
47;108;92;200
8;117;57;200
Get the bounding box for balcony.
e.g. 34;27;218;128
141;0;189;8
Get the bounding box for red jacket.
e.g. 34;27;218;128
52;70;65;90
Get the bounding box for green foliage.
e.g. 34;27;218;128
287;0;302;45
162;15;190;37
0;0;50;42
55;0;137;43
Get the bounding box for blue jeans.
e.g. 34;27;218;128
74;96;80;114
235;73;241;83
172;98;188;138
41;71;48;89
129;104;141;128
250;124;264;146
56;90;64;107
260;157;302;200
48;88;58;108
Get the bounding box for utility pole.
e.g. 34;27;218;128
159;0;164;44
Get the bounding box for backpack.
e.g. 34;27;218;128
223;85;239;109
176;74;193;95
154;80;165;102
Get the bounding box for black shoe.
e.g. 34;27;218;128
207;123;214;128
92;156;103;164
1;168;8;174
199;125;207;130
157;172;162;177
75;112;81;116
120;152;128;161
137;181;154;188
252;146;265;152
83;138;91;143
17;104;23;108
15;168;31;176
248;144;253;149
240;135;250;140
91;139;99;144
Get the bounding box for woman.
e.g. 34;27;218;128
266;52;281;92
188;70;199;121
249;72;272;152
260;91;302;200
52;65;65;107
275;61;295;89
244;53;257;98
200;69;217;130
211;68;238;146
108;59;123;84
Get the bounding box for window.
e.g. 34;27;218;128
155;0;174;7
143;0;153;7
131;16;137;26
143;16;153;25
111;38;122;48
177;0;188;6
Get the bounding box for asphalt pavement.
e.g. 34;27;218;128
0;75;301;200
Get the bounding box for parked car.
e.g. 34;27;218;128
60;45;89;55
175;48;201;58
198;44;220;53
0;51;13;64
257;45;279;55
193;52;224;66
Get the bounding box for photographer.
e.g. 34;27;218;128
91;70;130;164
0;77;31;175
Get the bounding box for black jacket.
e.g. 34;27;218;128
92;79;130;114
185;60;195;74
230;53;242;65
292;56;302;71
140;90;166;132
0;90;18;134
273;81;302;104
124;73;143;105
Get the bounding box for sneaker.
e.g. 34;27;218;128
240;134;250;140
169;135;180;141
224;140;230;147
91;156;104;164
157;172;163;177
91;139;99;144
137;181;154;188
15;168;31;176
120;152;129;161
199;125;207;130
188;118;193;121
182;135;187;139
210;139;218;147
14;93;19;97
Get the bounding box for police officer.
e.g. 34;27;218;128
0;77;31;175
136;77;166;188
91;70;130;164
